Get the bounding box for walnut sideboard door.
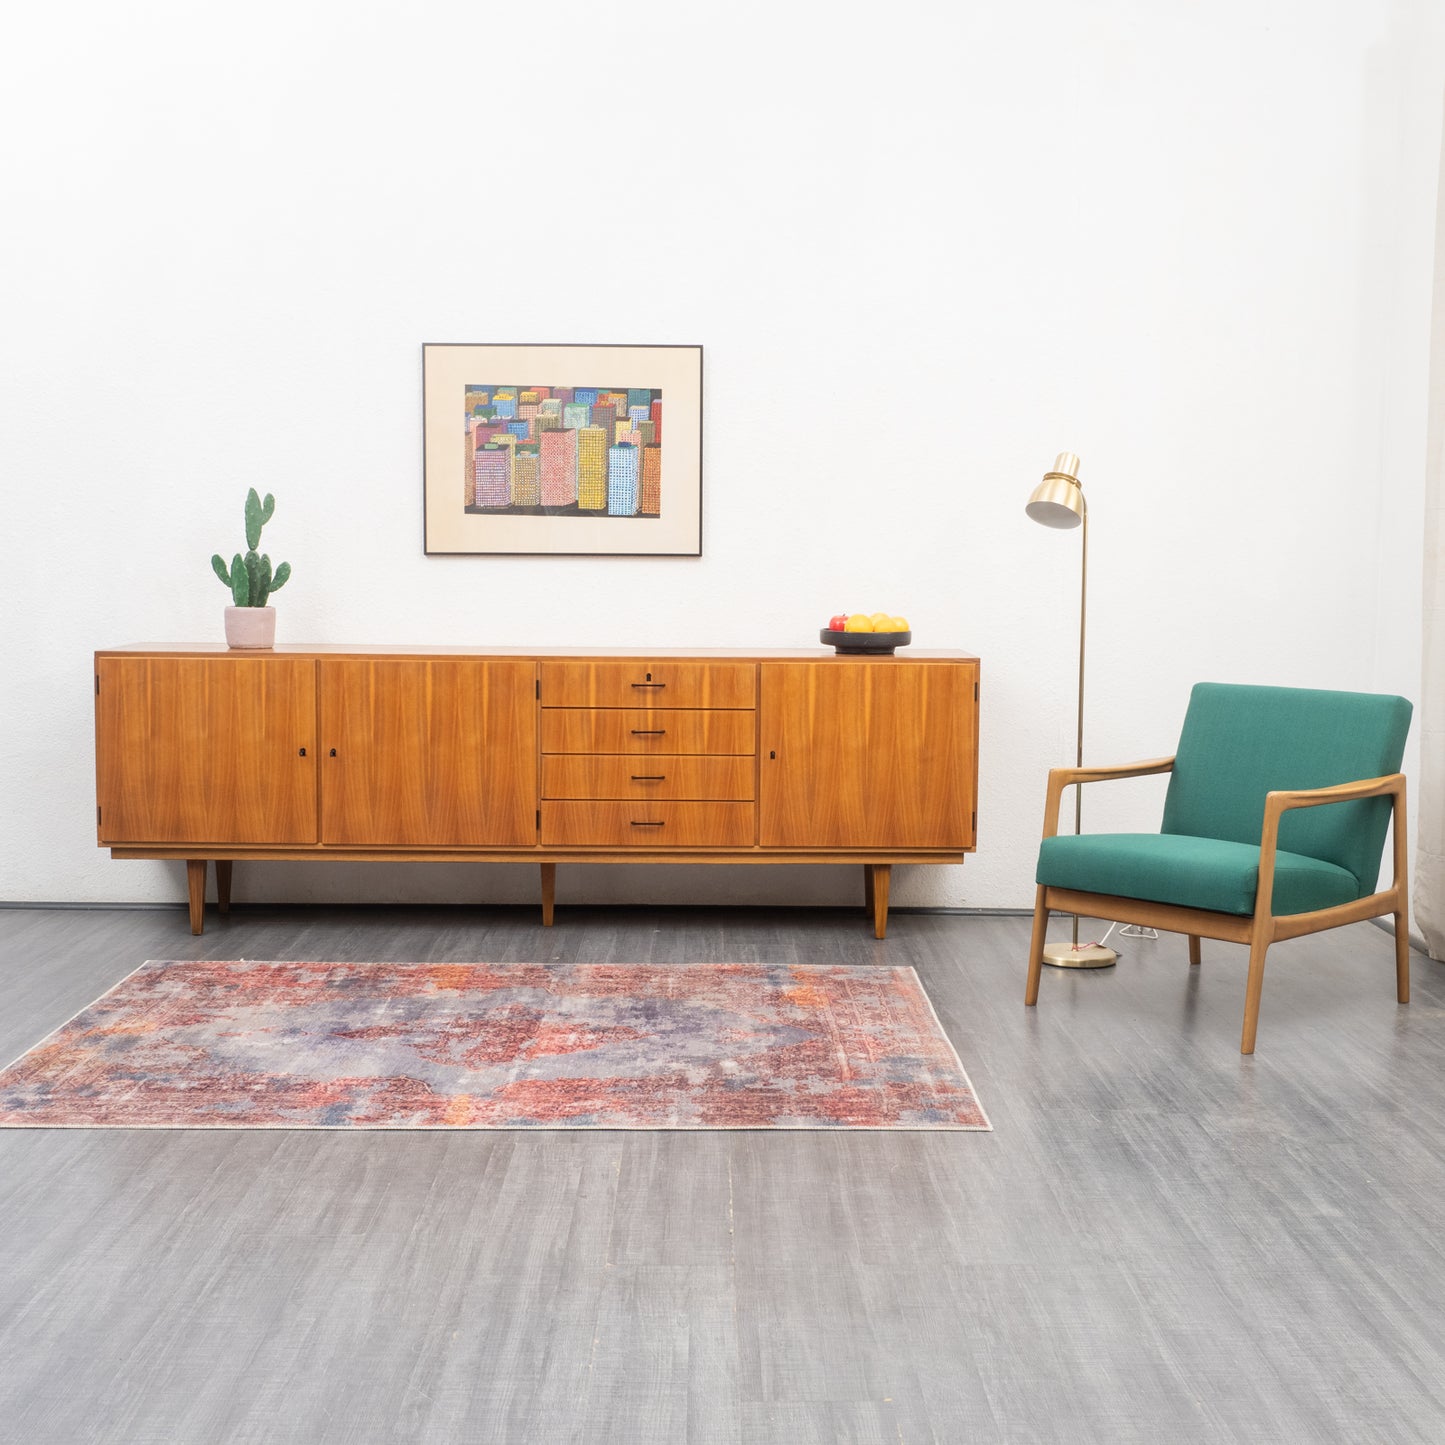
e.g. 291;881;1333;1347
758;660;978;850
319;659;537;847
95;656;318;844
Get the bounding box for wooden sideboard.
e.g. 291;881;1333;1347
93;645;980;937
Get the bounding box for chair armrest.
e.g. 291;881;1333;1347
1263;773;1405;817
1042;757;1175;839
1253;774;1407;919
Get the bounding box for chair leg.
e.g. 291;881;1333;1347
1188;934;1201;966
1394;909;1411;1005
1025;886;1049;1005
1240;929;1270;1055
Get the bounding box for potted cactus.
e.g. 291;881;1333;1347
211;488;292;649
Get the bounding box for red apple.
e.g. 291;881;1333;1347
827;613;848;631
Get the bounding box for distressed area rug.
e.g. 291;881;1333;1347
0;960;989;1131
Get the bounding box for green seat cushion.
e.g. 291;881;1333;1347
1036;832;1360;917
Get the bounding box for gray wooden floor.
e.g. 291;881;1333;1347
1;902;1443;1444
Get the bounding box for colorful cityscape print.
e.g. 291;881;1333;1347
463;385;662;518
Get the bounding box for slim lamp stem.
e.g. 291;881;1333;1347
1073;505;1088;948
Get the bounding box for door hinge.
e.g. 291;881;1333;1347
97;805;102;825
972;809;977;833
536;809;541;830
974;680;979;702
95;675;100;696
535;678;540;700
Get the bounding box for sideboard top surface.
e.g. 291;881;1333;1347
96;644;980;663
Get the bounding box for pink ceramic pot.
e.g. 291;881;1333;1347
224;607;276;649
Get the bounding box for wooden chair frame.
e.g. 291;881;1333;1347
1024;756;1410;1053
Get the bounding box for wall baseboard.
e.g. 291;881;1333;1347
1368;914;1434;958
0;899;1036;917
4;902;1432;959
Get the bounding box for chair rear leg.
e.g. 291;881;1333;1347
1240;931;1270;1054
1188;934;1202;966
1394;910;1411;1005
1025;886;1049;1005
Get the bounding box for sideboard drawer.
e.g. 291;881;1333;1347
541;708;756;755
541;801;756;847
542;755;755;801
541;661;756;710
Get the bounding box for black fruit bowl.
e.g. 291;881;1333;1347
820;629;912;655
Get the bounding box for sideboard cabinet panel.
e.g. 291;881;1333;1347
319;659;536;847
758;661;977;849
95;657;317;844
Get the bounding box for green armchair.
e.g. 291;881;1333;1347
1026;683;1413;1053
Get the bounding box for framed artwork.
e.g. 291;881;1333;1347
423;343;703;556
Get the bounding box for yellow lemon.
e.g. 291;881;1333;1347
889;616;910;631
844;615;874;633
869;612;891;627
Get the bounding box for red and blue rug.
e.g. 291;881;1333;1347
0;961;989;1130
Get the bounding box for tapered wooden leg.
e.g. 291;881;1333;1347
1240;930;1270;1055
215;860;233;916
864;865;875;914
1394;908;1411;1004
540;863;556;927
870;864;891;939
1188;934;1202;966
186;859;206;936
1025;885;1049;1005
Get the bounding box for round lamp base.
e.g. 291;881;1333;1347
1042;942;1118;969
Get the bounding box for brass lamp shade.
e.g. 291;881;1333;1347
1025;452;1085;529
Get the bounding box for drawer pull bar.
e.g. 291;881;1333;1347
631;775;666;782
630;820;666;827
630;682;666;689
631;729;667;736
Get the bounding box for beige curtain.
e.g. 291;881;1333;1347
1418;115;1445;960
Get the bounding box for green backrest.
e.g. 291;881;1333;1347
1161;683;1412;894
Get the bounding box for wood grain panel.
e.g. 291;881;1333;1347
758;661;977;848
320;659;536;846
542;755;755;801
541;801;756;847
541;708;756;756
540;661;756;709
95;657;317;844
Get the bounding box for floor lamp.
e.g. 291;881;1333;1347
1026;452;1118;968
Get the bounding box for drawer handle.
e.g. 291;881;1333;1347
631;775;666;782
631;682;666;689
630;820;666;827
631;729;666;736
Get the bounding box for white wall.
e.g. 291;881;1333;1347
2;0;1441;912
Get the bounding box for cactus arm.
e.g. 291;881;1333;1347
261;493;275;525
254;554;273;608
230;553;250;606
245;488;264;550
270;561;291;594
211;554;232;588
